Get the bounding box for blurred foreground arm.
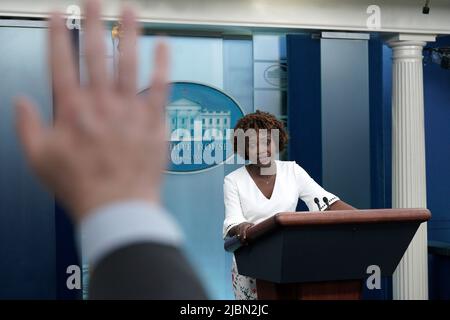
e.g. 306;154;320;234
15;0;206;299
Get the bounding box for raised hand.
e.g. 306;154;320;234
15;0;170;222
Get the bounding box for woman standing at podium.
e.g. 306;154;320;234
223;111;355;300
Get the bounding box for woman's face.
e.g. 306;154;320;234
247;130;275;167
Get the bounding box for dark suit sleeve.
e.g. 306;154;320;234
88;242;208;299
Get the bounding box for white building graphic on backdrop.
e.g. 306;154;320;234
166;98;231;141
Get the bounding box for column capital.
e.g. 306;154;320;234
386;34;436;61
386;33;436;48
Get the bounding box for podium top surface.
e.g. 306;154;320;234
245;208;430;244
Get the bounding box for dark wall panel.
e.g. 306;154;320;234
0;23;55;299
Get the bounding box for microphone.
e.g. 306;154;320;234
323;197;330;211
314;197;321;211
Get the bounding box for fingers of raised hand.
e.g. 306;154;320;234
84;0;109;95
146;41;170;126
15;97;45;165
49;12;79;124
117;6;138;98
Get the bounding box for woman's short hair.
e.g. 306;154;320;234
232;110;288;159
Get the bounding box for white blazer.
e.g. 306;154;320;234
223;160;339;238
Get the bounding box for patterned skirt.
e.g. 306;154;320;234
231;257;257;300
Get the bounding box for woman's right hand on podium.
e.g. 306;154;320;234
235;222;254;245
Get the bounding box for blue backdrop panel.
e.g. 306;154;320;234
424;35;450;299
286;35;322;183
286;33;392;299
320;38;371;209
0;23;56;299
369;36;393;211
424;36;450;243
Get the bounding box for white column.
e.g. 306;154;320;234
388;34;435;300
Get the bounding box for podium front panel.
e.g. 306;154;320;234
234;221;421;283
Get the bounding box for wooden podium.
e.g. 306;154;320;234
224;209;431;300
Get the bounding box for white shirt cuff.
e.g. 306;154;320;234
78;201;183;267
319;195;340;211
